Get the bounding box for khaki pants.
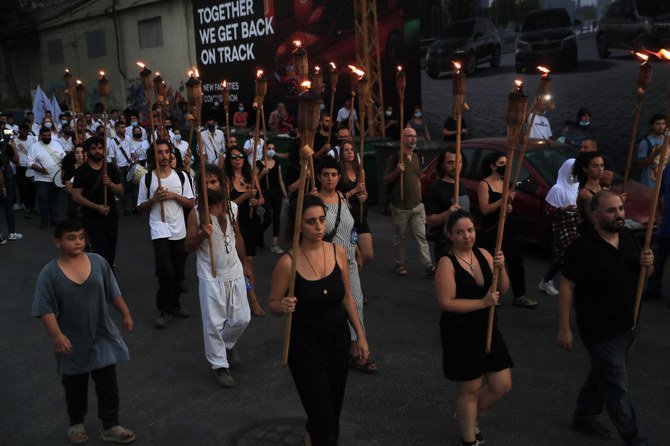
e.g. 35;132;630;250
390;202;433;270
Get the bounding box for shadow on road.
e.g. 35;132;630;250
563;59;617;74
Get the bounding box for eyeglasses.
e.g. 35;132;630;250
229;154;244;160
224;234;232;254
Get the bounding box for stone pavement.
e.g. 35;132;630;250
421;35;670;172
2;201;670;445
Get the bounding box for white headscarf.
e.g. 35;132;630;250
546;158;578;208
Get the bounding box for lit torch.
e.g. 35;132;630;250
312;65;324;92
250;69;268;217
293;41;309;93
327;62;339;147
452;61;467;205
396;65;406;200
98;71;111;205
348;65;365;135
486;80;528;354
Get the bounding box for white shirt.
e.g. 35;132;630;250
195;204;243;281
57;136;74;152
130;139;150;161
111;136;134;167
174;139;189;160
137;169;194;240
13;135;37;167
529;113;552;140
153;128;175;142
30;123;41;136
27;139;65;182
200;128;226;164
126;125;148;141
243;138;264;164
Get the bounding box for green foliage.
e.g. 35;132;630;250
489;0;541;26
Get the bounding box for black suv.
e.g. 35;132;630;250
597;0;670;58
425;18;501;78
515;8;578;73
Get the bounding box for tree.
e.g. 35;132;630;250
446;0;475;22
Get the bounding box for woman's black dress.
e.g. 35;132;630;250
440;248;513;381
288;245;350;445
230;187;263;256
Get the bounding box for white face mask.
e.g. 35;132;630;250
174;134;182;142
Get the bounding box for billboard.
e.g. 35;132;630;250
192;0;420;122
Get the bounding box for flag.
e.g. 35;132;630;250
32;85;53;124
51;94;63;120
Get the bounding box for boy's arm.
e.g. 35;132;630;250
40;313;72;355
111;296;133;331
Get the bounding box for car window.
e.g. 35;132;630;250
525;146;578;185
522;10;572;31
461;147;479;179
474;21;486;37
441;21;475;38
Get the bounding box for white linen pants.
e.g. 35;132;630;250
198;275;250;369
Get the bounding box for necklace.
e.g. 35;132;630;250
302;242;328;295
453;250;475;272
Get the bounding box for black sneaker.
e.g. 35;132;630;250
154;312;172;329
173;307;191;318
572;419;615;440
214;367;234;388
226;348;241;367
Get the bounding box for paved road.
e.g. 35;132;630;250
3;35;670;446
421;35;670;171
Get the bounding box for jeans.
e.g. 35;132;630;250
35;181;60;225
62;364;119;429
645;235;670;299
575;328;645;446
0;179;16;234
16;166;35;209
390;202;433;269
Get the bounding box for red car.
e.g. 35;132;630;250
273;0;403;99
420;138;652;247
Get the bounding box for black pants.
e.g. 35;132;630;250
117;166;133;212
16;167;35;209
153;237;185;313
477;225;526;298
84;217;118;267
261;192;283;238
288;322;350;446
61;364;119;429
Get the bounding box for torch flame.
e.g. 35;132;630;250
397;65;403;72
537;66;550;74
256;69;264;78
348;65;365;78
222;80;227;88
65;69;70;73
155;72;160;76
314;65;320;73
188;70;193;77
514;80;523;87
635;52;649;62
76;80;82;85
645;48;670;60
293;40;302;48
99;71;105;77
194;68;200;77
329;62;336;70
301;81;312;89
136;62;145;69
453;61;461;71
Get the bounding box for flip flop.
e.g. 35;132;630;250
395;265;408;276
100;425;136;444
67;424;88;444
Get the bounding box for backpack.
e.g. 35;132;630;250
145;168;187;194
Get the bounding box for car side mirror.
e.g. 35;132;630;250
516;177;538;195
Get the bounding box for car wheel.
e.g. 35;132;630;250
597;34;609;59
426;69;440;80
465;51;477;74
490;45;501;68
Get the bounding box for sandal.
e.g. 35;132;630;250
100;425;136;444
67;424;88;444
249;299;267;317
350;356;379;374
394;265;408;276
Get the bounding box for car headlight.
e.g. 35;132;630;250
516;39;530;52
453;48;465;54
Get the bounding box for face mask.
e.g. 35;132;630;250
208;124;216;131
385;110;392;117
174;134;182;142
579;121;590;127
214;101;220;107
61;120;68;126
133;133;141;139
131;121;139;128
41;137;51;145
495;165;506;175
267;149;276;157
320;103;326;111
239;107;245;112
414;112;422;118
44;122;53;129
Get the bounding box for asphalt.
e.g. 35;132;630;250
3;35;670;446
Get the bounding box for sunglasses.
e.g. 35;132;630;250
229;154;245;160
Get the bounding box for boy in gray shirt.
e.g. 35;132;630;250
32;219;136;444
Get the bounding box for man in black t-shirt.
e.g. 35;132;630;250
442;105;469;142
313;114;336;159
557;190;653;445
72;137;124;266
425;147;469;260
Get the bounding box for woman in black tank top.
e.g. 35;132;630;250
269;195;370;446
436;210;514;446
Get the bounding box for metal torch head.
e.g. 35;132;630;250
138;64;153;93
64;70;74;90
356;75;370;100
329;63;339;91
637;62;653;92
293;46;309;86
452;62;465;96
153;74;167;100
75;82;87;111
312;67;324;91
396;66;406;97
255;70;268;105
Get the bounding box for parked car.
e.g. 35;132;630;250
419;138;652;247
596;0;670;58
425;18;501;78
515;8;578;73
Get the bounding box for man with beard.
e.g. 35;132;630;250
28;127;66;228
137;140;195;329
313;114;335;159
72;137;124;266
425;147;470;260
557;190;653;446
201;118;225;165
383;127;435;277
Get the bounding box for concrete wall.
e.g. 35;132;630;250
36;0;196;112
